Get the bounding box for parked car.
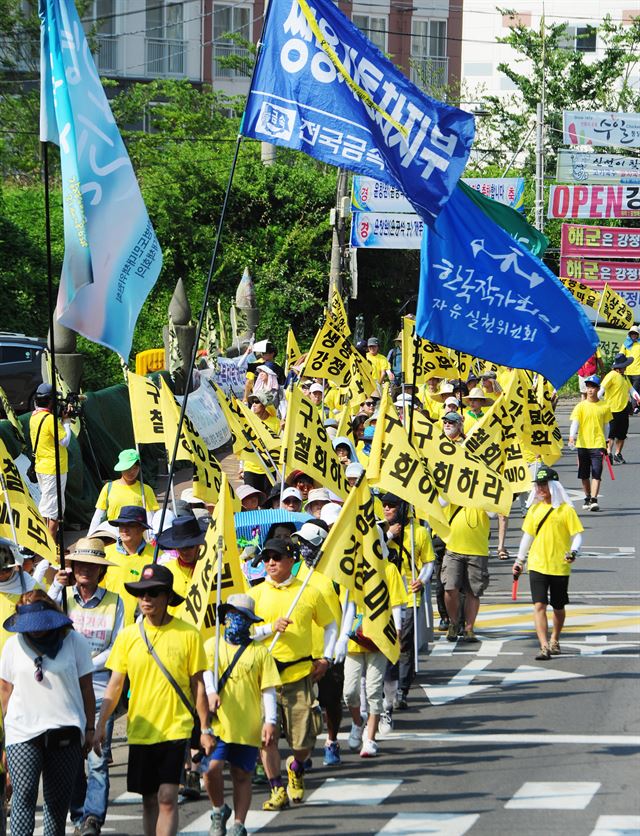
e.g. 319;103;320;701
0;333;46;414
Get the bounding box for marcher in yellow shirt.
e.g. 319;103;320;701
620;325;640;392
513;467;583;660
90;448;157;533
601;353;640;464
366;338;393;383
569;376;612;512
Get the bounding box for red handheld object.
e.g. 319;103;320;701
512;578;519;601
603;452;615;481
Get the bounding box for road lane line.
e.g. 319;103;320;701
505;781;601;809
377;812;480;834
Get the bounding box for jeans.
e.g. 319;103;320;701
70;714;114;826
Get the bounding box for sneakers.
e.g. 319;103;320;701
614;453;625;464
589;498;600;512
535;645;551;660
549;640;561;655
263;785;289;811
348;720;365;750
181;769;201;800
438;617;450;632
462;629;480;643
582;496;592;510
393;691;408;711
446;622;459;642
79;817;101;836
252;762;268;785
228;825;248;836
209;803;232;836
360;738;378;758
379;708;394;736
323;741;341;767
286;756;305;803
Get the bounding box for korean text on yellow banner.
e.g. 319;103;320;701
328;288;351;336
601;284;634;330
282;388;348;499
401;317;457;384
560;277;601;310
128;372;164;445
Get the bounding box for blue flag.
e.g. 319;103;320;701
39;0;162;359
241;0;475;225
416;188;598;388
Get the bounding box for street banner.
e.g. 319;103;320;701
560;224;640;258
560;257;640;290
241;0;475;227
315;479;399;664
128;372;164;445
282;388;348;499
350;212;423;249
205;360;247;399
556;150;640;184
462;178;525;210
176;383;231;450
39;0;162;359
417;186;598;388
352;176;525;211
563;111;640;149
548;185;640;219
178;474;247;636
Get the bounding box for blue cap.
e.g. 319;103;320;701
584;375;600;386
36;382;53;397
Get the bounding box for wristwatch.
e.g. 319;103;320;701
202;727;215;736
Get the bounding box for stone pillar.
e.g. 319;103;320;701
163;278;196;395
42;320;84;393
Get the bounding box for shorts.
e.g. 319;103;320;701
441;551;490;597
529;570;570;610
609;410;629;441
209;739;259;772
127;739;188;795
275;675;322;752
317;661;344;711
577;448;603;481
37;472;67;520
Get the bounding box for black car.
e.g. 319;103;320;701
0;333;47;414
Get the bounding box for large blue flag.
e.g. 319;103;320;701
39;0;162;359
416;188;598;388
241;0;475;225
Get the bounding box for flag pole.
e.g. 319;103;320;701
42;140;67;608
268;568;315;653
213;534;224;690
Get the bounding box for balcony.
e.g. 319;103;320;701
213;40;252;79
145;37;185;77
410;56;448;91
94;34;119;74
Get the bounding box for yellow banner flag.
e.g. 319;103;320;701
285;329;302;374
601;283;634;330
0;385;25;446
128;372;164;445
560;277;601;309
209;383;269;474
177;474;247;636
328;288;350;336
401;317;457;384
282;388;348;498
302;318;370;390
366;391;449;534
315;479;399;663
335;402;353;441
234;399;281;468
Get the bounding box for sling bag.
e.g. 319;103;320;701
535;506;555;536
26;413;48;483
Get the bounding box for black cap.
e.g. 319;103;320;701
380;492;402;506
534;467;559;484
252;537;294;567
124;563;184;606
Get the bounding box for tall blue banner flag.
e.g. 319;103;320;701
416;188;598;388
39;0;162;359
242;0;475;225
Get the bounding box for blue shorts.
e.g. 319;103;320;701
207;739;259;773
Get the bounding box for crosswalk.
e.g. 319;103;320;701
475;604;640;635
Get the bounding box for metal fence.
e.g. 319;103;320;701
95;34;118;73
212;40;252;79
145;38;185;77
410;56;448;90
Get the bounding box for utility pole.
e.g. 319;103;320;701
534;101;545;233
328;168;349;303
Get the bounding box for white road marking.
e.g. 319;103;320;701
178;809;278;834
377;812;480;835
505;781;600;810
381;732;640;746
476;639;506;657
305;777;402;806
111;791;143;804
500;665;584;687
422;659;494;705
589;814;640;835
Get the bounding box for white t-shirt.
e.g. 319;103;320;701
0;630;94;745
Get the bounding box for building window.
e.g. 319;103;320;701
213;5;252;79
352;15;387;52
559;23;597;53
411;19;448;89
145;1;185;76
88;0;118;73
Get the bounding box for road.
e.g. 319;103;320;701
22;402;640;836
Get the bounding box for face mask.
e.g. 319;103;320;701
298;540;320;568
25;629;64;659
224;611;252;646
443;423;460;439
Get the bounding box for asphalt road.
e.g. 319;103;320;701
22;401;640;836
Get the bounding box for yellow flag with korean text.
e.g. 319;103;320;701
303;318;374;392
234;399;281;468
209;382;268;474
560;278;602;310
401;317;458;384
281;388;348;498
328;288;350;336
601;283;634;330
285;329;302;374
128;372;164;445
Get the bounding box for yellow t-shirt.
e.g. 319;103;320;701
297;563;342;658
250;577;335;684
244;413;281;476
165;559;218;642
203;638;280;746
103;542;158;626
601;370;630;414
444;505;490;557
620;340;640;375
388;525;435;606
29;410;68;475
107;617;206;745
523;502;583;576
96;480;158;520
347;562;405;654
367;352;390;382
422;393;442;422
570;400;613;449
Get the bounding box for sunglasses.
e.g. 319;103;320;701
136;587;166;599
363;401;374;406
263;553;287;562
34;655;43;682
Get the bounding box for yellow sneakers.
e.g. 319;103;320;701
286;756;305;803
262;785;289;811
